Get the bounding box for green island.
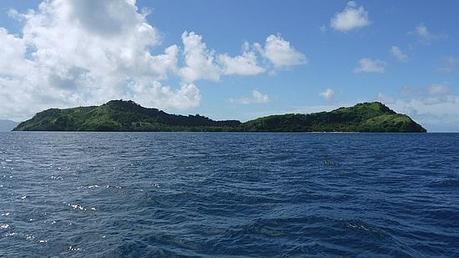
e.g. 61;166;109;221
13;100;426;132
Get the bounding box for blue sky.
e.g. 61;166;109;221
0;1;458;131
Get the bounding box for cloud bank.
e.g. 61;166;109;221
0;0;305;120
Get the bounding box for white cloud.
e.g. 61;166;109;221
0;0;192;120
390;46;408;62
231;90;270;105
255;34;307;69
179;31;221;83
0;28;32;77
0;0;304;120
393;96;459;117
330;1;370;32
410;24;446;43
179;33;305;80
389;97;459;132
218;50;265;76
69;0;146;36
132;82;201;110
379;84;459;131
319;88;335;101
415;24;430;38
179;32;282;82
353;58;386;73
438;56;459;73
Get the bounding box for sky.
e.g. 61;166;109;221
0;0;458;131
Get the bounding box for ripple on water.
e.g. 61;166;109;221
0;132;458;257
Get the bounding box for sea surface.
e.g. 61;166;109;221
0;132;458;257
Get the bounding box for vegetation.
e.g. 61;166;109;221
240;102;426;132
13;100;240;132
13;100;426;132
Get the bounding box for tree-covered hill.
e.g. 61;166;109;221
13;100;241;132
13;100;426;132
240;102;426;132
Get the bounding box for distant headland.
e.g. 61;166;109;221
13;100;426;132
0;120;18;132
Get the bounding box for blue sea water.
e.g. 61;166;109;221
0;132;458;257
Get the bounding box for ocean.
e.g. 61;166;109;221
0;132;458;257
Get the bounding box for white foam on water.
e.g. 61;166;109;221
68;246;81;251
69;204;85;211
50;175;64;181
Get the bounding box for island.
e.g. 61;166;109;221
13;100;426;132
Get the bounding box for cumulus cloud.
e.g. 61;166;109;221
0;0;304;120
218;50;265;76
178;32;266;82
0;0;192;120
319;88;335;101
132;82;201;110
178;32;295;82
179;32;221;83
69;0;144;36
0;28;32;77
353;58;386;73
255;34;307;69
330;1;370;32
231;90;270;105
390;46;408;62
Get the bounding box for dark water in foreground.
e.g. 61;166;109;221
0;132;458;257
